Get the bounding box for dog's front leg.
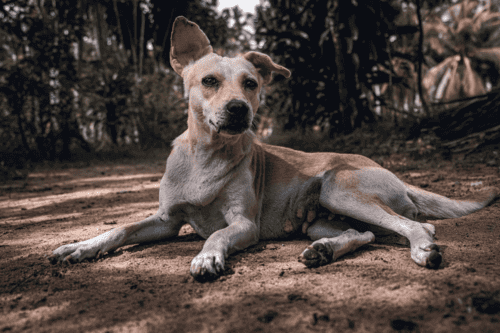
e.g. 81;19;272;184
49;213;182;263
190;215;258;280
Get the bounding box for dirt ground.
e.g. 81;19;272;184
1;152;499;333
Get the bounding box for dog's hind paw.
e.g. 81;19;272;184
299;229;375;268
298;243;333;268
411;243;442;269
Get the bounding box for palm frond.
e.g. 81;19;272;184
424;19;449;36
471;47;500;68
426;30;460;56
448;1;478;22
462;56;486;96
456;17;473;34
423;55;458;95
428;37;447;57
472;0;490;21
473;12;500;33
434;67;452;100
423;1;500;104
484;28;500;47
447;3;461;22
473;9;500;24
443;57;460;101
463;0;479;18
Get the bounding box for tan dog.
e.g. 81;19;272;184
49;17;498;280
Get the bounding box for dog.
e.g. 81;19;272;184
49;17;498;280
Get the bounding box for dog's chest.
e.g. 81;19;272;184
180;200;229;239
160;147;257;239
159;179;232;239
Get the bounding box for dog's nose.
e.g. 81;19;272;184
226;100;249;115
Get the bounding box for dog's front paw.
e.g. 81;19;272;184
190;250;225;281
298;242;333;268
49;241;103;264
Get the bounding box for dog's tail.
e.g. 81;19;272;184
406;184;498;219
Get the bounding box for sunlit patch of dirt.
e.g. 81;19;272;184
1;156;499;332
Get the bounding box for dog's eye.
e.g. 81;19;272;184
202;76;218;87
244;79;258;90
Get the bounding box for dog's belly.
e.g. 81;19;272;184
259;180;309;239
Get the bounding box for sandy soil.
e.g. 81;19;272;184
1;153;499;332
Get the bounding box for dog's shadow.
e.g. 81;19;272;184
96;234;449;273
99;232;204;261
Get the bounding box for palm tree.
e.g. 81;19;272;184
379;5;423;116
423;0;500;103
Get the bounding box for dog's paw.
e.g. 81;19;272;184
190;250;225;281
298;242;333;268
421;222;436;237
411;243;442;269
49;241;102;264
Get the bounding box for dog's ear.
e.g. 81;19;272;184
170;16;213;76
244;52;291;85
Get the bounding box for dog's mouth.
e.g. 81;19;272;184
209;119;249;135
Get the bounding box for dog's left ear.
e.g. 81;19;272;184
170;16;213;76
244;52;291;85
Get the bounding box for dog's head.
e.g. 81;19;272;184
170;16;290;136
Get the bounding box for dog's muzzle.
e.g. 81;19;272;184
210;99;252;135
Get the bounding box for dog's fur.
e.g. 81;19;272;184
50;17;498;280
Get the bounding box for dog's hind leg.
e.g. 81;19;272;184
316;168;442;268
299;219;375;268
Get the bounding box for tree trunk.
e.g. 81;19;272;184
416;0;430;117
139;10;145;77
106;102;119;145
331;0;375;134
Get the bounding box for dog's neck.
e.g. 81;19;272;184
169;126;255;206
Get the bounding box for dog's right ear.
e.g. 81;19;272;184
170;16;213;76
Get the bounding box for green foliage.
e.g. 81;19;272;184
0;0;234;168
0;0;85;162
255;0;400;135
136;72;187;149
104;0;229;65
423;0;500;103
220;6;255;53
2;0;457;173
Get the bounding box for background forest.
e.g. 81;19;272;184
2;0;500;178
